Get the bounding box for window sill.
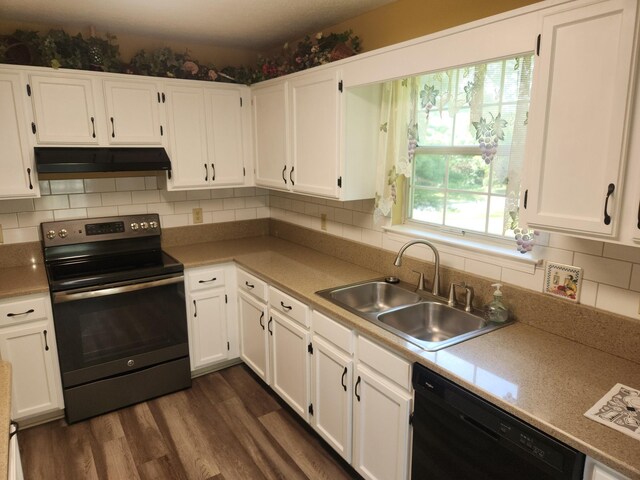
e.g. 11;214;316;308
383;225;541;274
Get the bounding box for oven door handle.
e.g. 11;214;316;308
52;275;184;304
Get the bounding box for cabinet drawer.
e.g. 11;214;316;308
0;295;49;326
187;266;225;291
312;310;353;354
269;287;309;328
237;269;268;302
357;336;411;391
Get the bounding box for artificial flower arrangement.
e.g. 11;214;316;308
0;29;361;85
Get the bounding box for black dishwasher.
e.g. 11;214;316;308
411;363;585;480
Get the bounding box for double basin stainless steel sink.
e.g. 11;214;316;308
316;280;512;351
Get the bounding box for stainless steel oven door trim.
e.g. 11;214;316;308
52;274;184;304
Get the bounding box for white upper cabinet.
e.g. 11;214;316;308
252;67;376;201
253;81;290;191
520;0;639;238
204;88;246;186
29;73;99;144
165;82;249;190
0;69;38;198
289;67;342;198
103;79;163;145
165;84;210;189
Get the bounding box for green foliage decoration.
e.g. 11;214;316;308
0;28;361;85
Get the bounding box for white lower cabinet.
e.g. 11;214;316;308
185;264;238;372
584;457;630;480
353;336;412;480
311;334;353;462
0;294;63;421
238;290;269;382
269;309;310;419
236;268;412;478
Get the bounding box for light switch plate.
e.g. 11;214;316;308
192;208;203;224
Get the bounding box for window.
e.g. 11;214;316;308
406;55;533;239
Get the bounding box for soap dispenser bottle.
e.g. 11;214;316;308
486;283;509;323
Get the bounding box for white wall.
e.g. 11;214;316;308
269;190;640;321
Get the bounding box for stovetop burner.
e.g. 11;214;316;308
41;214;183;291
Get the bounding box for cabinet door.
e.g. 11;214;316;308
238;291;269;382
188;288;229;370
269;310;309;419
103;79;163;145
312;336;352;462
0;320;62;419
204;88;245;186
165;84;209;189
289;68;342;198
521;0;638;237
253;82;290;190
30;74;99;144
353;365;412;480
0;70;38;198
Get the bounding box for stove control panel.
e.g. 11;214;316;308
42;214;162;246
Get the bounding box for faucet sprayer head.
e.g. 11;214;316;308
393;256;402;267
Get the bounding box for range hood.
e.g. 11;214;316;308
35;147;172;178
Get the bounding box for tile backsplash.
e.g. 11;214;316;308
0;177;269;244
1;182;639;322
267;190;640;322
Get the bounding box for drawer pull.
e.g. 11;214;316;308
259;311;265;330
341;366;347;392
7;308;34;317
280;301;292;311
198;277;217;284
245;281;255;289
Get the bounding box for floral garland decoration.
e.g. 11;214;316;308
0;29;361;85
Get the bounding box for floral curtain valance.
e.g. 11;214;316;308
373;55;535;252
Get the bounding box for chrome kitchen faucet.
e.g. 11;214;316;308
393;239;441;296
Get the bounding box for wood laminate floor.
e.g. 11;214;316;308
19;364;359;480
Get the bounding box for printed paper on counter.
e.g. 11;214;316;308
584;383;640;441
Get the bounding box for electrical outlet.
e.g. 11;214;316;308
192;208;203;224
320;213;327;231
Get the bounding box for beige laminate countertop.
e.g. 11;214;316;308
0;236;637;477
0;264;48;300
0;362;11;480
167;236;640;479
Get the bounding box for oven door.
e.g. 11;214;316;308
51;274;189;387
